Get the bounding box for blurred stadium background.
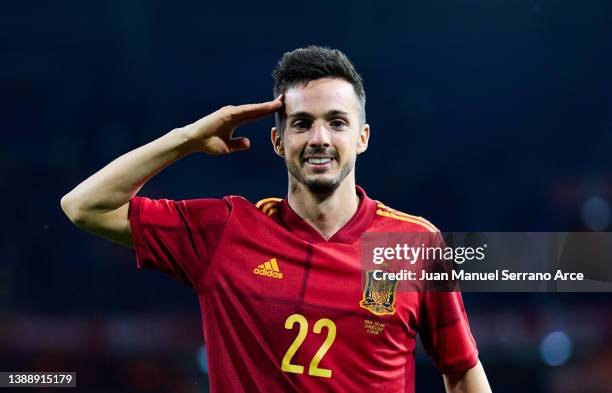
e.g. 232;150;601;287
2;1;612;392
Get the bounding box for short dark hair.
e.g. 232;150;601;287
272;46;366;132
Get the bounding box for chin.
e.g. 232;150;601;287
303;178;341;195
287;159;354;195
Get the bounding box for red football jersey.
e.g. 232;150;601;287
128;186;478;393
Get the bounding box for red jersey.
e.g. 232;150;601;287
128;186;478;393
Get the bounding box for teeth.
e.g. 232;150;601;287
307;158;331;164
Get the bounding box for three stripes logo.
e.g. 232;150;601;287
253;258;283;279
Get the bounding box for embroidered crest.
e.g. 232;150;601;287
359;270;398;316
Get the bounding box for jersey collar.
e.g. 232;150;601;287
278;185;377;245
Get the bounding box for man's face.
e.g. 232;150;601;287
272;78;369;195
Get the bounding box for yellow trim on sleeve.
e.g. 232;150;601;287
375;209;438;232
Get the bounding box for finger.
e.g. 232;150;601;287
231;96;284;123
238;97;283;117
227;136;251;152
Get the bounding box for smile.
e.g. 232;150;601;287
306;157;332;164
303;155;335;170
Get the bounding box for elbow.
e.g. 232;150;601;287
60;193;88;227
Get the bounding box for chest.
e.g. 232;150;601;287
202;223;421;338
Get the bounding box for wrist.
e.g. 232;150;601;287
169;127;200;155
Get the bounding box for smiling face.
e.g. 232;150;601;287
272;77;370;195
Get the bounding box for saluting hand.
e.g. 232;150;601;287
176;95;284;155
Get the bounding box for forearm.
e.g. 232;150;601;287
61;128;195;219
443;360;491;393
60;97;281;245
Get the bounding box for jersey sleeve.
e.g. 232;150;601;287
418;291;479;374
418;232;479;375
128;196;231;288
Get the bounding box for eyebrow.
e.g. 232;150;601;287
287;109;351;120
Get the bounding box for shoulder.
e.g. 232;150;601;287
217;195;282;218
372;200;439;233
254;196;283;217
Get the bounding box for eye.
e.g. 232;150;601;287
293;120;311;130
330;119;347;129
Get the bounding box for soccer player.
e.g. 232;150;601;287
61;46;491;392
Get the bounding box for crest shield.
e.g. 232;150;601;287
360;270;399;316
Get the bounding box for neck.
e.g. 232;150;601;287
287;174;360;240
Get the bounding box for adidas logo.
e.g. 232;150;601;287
253;258;283;279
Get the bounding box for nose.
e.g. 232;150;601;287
308;122;331;147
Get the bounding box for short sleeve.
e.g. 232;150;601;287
128;196;231;288
418;232;479;374
418;291;479;375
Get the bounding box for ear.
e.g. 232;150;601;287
271;127;284;157
356;123;370;155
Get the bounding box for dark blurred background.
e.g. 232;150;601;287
2;1;612;392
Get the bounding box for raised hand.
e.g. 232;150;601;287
177;95;284;155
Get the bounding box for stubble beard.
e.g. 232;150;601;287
286;155;355;195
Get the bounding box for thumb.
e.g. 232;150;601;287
228;137;251;152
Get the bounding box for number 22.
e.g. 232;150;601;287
281;314;337;378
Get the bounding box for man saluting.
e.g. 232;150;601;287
62;46;491;393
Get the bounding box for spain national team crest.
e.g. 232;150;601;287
359;270;399;316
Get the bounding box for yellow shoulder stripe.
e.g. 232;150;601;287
256;197;282;209
375;203;438;232
376;203;419;218
376;203;430;222
255;197;282;217
375;210;438;232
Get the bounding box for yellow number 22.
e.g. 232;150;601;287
281;314;337;378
